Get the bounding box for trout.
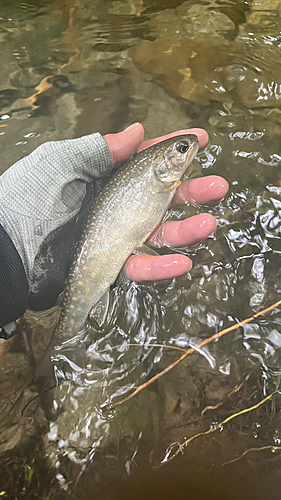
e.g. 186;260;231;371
57;134;199;343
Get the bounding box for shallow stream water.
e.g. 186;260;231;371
1;0;281;499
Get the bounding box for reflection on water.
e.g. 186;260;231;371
1;0;281;498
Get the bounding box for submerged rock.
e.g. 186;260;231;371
131;0;281;111
0;352;47;456
246;0;281;27
131;2;235;106
0;337;16;359
149;2;236;43
225;16;281;109
132;37;231;106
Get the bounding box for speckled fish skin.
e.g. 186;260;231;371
57;134;199;342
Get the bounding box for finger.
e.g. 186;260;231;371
103;122;144;165
149;213;217;248
172;175;229;206
137;128;209;152
125;254;192;282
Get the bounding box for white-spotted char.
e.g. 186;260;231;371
57;134;199;342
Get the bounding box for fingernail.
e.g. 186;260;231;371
123;122;140;132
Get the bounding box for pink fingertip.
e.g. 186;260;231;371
150;214;217;248
173;175;229;206
125;254;192;282
104;123;144;165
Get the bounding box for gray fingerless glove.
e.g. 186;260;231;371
0;133;113;280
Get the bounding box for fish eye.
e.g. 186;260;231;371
176;141;189;154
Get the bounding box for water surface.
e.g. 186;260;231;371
1;1;281;499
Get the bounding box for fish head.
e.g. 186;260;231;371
153;134;199;185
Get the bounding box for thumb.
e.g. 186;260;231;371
103;122;144;165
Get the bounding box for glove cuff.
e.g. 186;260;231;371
0;224;28;328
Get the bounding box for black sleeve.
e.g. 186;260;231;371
28;181;99;312
27;216;83;311
1;180;106;325
0;224;29;328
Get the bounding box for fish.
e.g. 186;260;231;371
56;134;199;344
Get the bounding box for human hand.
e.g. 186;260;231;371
104;123;229;282
0;123;228;330
0;132;114;317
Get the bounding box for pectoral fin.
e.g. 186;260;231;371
116;266;130;286
164;180;181;192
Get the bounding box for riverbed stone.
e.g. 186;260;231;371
246;0;281;26
131;2;236;106
0;352;47;456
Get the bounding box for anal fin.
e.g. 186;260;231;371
89;288;110;328
133;244;160;257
